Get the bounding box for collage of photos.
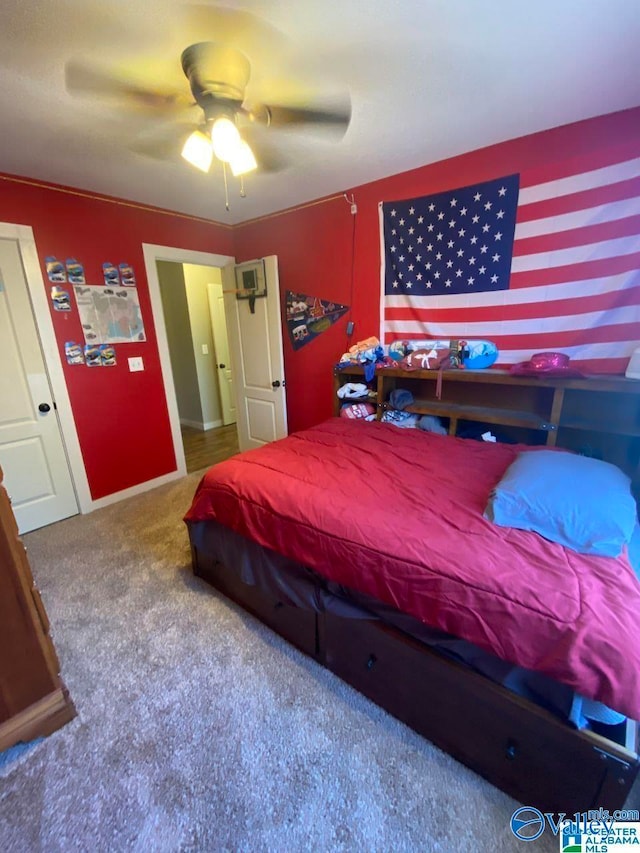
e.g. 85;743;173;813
46;255;143;369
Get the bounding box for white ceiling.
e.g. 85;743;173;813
1;0;638;224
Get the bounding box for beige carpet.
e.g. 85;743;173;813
0;470;599;851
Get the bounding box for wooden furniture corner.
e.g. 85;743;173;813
0;466;75;752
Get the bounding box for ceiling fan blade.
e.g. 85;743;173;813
129;122;200;162
241;128;292;174
65;60;191;113
250;99;351;135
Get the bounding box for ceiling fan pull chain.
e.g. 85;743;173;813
223;161;230;211
240;175;246;199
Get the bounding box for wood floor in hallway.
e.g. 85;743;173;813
181;423;239;474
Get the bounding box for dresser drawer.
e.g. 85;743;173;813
321;612;637;813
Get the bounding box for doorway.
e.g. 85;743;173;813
144;243;288;474
155;259;239;474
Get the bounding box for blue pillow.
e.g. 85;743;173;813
485;450;637;557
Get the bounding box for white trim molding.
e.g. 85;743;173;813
1;229;235;517
88;470;190;511
142;243;235;489
1;223;92;514
180;418;224;431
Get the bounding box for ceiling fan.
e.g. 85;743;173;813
178;41;350;174
64;9;351;209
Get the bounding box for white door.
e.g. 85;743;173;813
207;281;236;427
222;256;287;451
0;238;78;532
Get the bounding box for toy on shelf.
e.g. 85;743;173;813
337;336;391;380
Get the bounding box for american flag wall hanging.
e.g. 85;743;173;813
380;152;640;374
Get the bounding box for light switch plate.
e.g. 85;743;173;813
128;357;144;372
201;344;209;355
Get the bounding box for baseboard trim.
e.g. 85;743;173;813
86;469;185;512
180;418;223;431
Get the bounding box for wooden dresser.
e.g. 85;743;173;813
0;466;75;751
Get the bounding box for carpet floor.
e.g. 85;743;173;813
0;470;622;852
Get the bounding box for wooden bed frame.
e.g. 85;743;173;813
190;540;639;814
189;370;640;813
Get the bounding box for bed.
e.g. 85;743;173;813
185;417;640;813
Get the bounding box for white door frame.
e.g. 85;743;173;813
142;243;235;479
0;223;90;513
0;229;235;518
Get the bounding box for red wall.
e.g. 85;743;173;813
4;106;638;500
234;106;640;434
0;177;233;499
233;196;358;433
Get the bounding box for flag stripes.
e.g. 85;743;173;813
381;152;640;372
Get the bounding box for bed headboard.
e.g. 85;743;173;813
334;366;640;500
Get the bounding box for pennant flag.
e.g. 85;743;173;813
381;152;640;374
285;291;349;350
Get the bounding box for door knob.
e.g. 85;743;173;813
38;403;51;413
218;363;226;369
271;380;281;388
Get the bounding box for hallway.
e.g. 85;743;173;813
180;423;239;474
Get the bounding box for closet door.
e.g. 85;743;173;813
0;238;78;533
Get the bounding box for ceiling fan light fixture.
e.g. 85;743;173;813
229;140;258;177
181;130;213;173
211;116;242;162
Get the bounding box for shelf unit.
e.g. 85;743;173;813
334;365;640;486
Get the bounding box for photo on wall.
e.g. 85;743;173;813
74;285;146;344
285;291;349;350
64;342;85;365
45;256;67;283
50;285;71;311
118;262;136;287
65;258;85;285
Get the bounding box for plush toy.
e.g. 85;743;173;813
338;336;386;381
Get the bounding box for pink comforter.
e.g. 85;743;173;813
185;418;640;718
